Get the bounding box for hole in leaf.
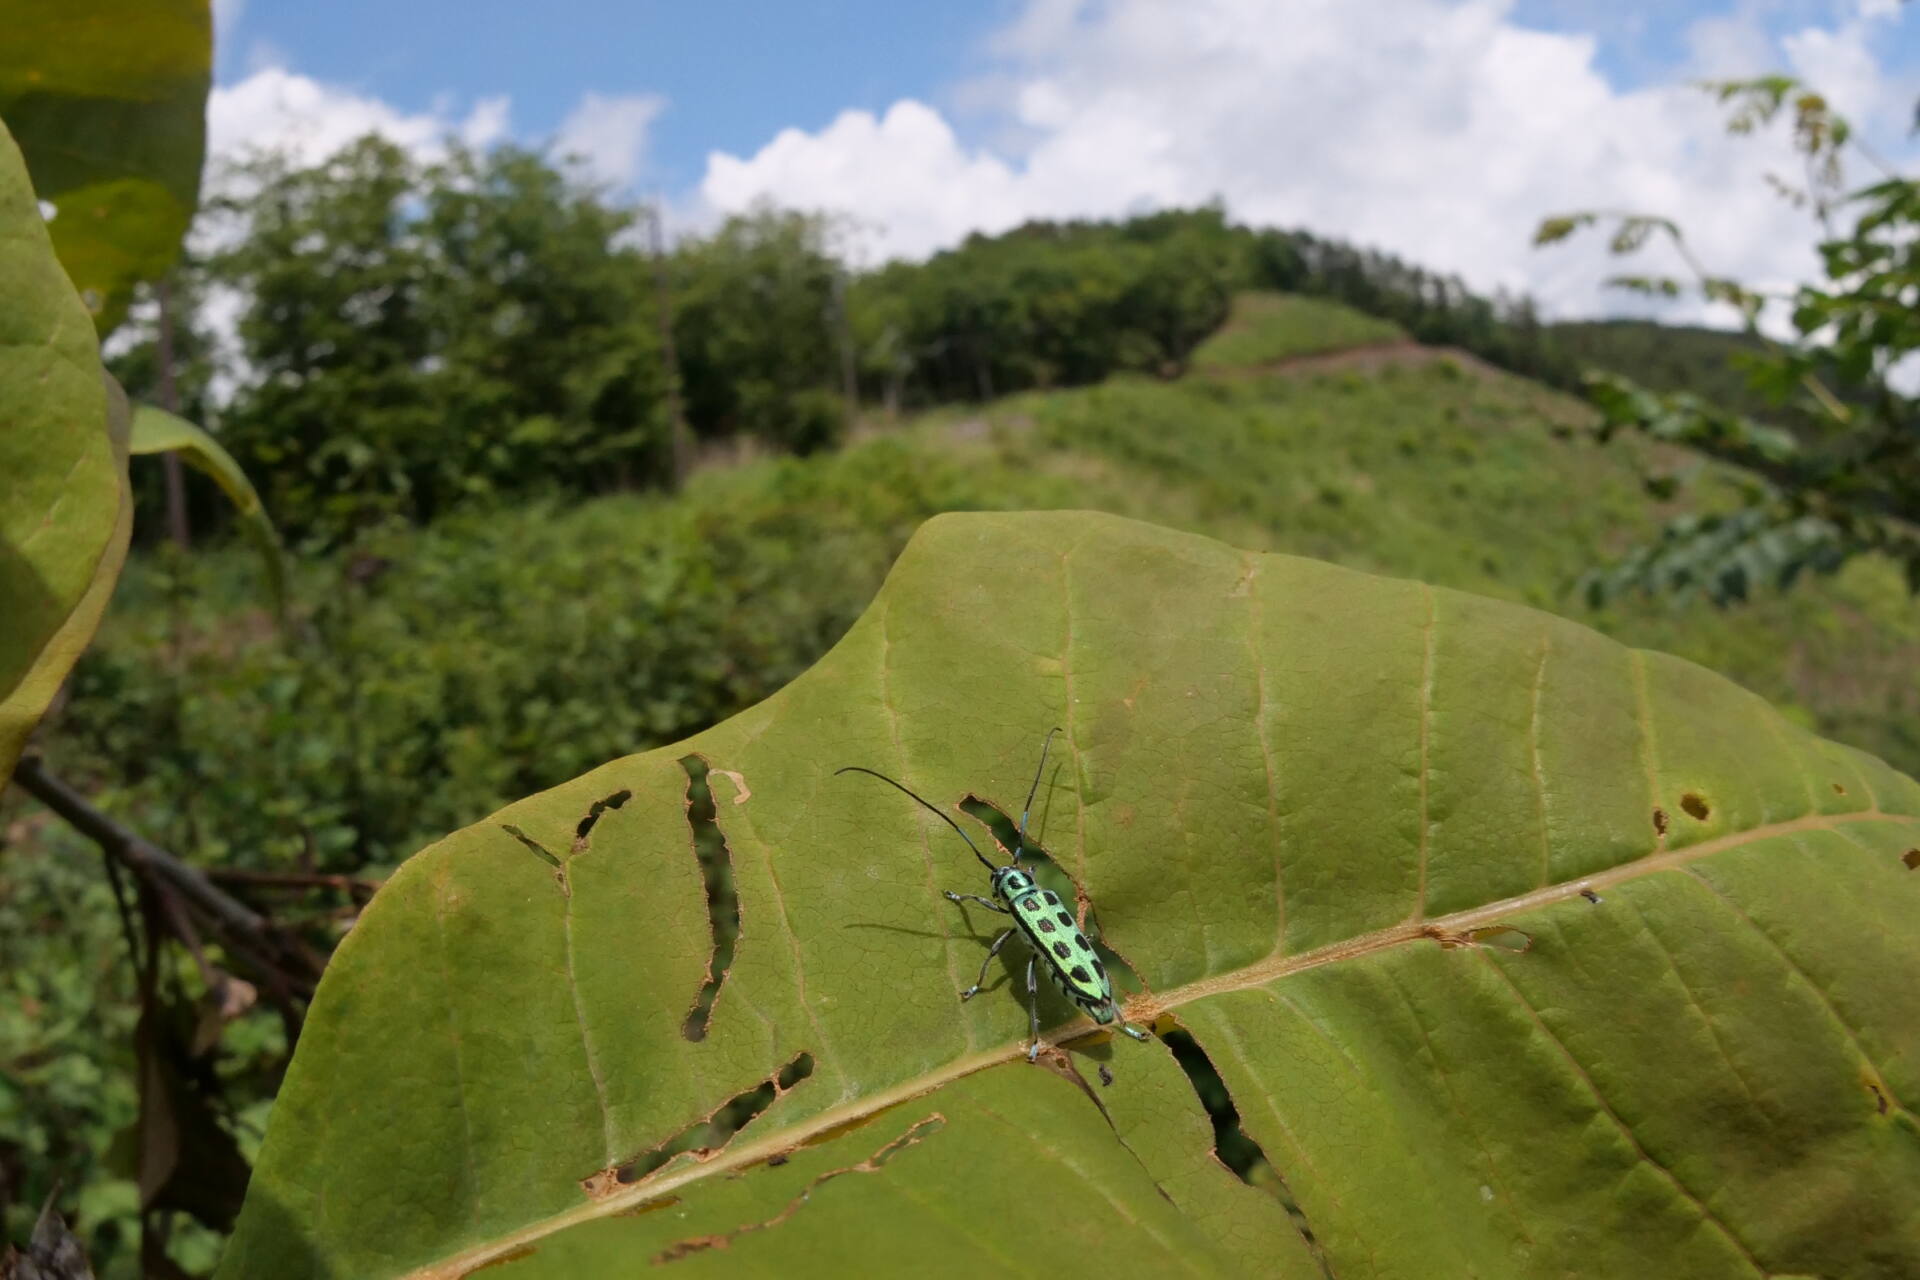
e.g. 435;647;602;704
1680;792;1710;821
679;756;739;1042
1161;1024;1275;1184
500;824;560;870
1467;926;1533;953
597;1051;815;1191
1161;1021;1327;1264
573;788;632;850
959;794;1022;861
1903;849;1920;871
1424;923;1533;952
1652;807;1670;836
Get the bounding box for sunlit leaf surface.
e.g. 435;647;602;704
223;511;1920;1279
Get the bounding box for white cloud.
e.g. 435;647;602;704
461;94;513;149
207;66;510;173
1781;15;1894;124
703;102;1028;261
554;92;666;189
697;0;1916;320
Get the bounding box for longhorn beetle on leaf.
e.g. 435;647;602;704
837;728;1153;1063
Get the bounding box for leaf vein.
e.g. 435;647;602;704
1477;953;1767;1277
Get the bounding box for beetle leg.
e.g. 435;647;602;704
942;890;1009;914
960;928;1016;1001
1026;955;1042;1062
1109;996;1152;1042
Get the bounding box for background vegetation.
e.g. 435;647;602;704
6;119;1915;1275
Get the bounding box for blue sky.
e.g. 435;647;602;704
208;0;1917;318
217;1;1021;191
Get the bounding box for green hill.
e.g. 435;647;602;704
52;292;1920;869
1544;318;1773;415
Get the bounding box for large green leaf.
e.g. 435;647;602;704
0;0;211;334
222;511;1920;1279
0;120;129;781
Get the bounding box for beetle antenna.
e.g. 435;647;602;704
836;766;996;872
1017;727;1064;861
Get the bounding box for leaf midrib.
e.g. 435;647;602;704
405;806;1912;1280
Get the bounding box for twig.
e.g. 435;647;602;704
10;756;294;965
203;866;381;897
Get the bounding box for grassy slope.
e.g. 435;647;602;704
72;293;1920;849
1190;291;1405;369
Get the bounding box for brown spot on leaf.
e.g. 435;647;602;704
1679;792;1710;821
1903;848;1920;871
1652;807;1670;836
1832;782;1847;795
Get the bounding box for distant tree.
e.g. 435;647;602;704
210;136;436;537
1537;77;1919;604
670;207;847;454
858;207;1242;405
420;145;667;492
209;136;668;541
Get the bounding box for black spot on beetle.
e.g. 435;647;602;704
1052;942;1072;960
1092;959;1106;979
1056;912;1074;927
1021;896;1040;912
1070;965;1091;983
1075;936;1092;951
1043;891;1060;906
1037;918;1056;933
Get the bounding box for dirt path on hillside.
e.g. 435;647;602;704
1202;339;1504;381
